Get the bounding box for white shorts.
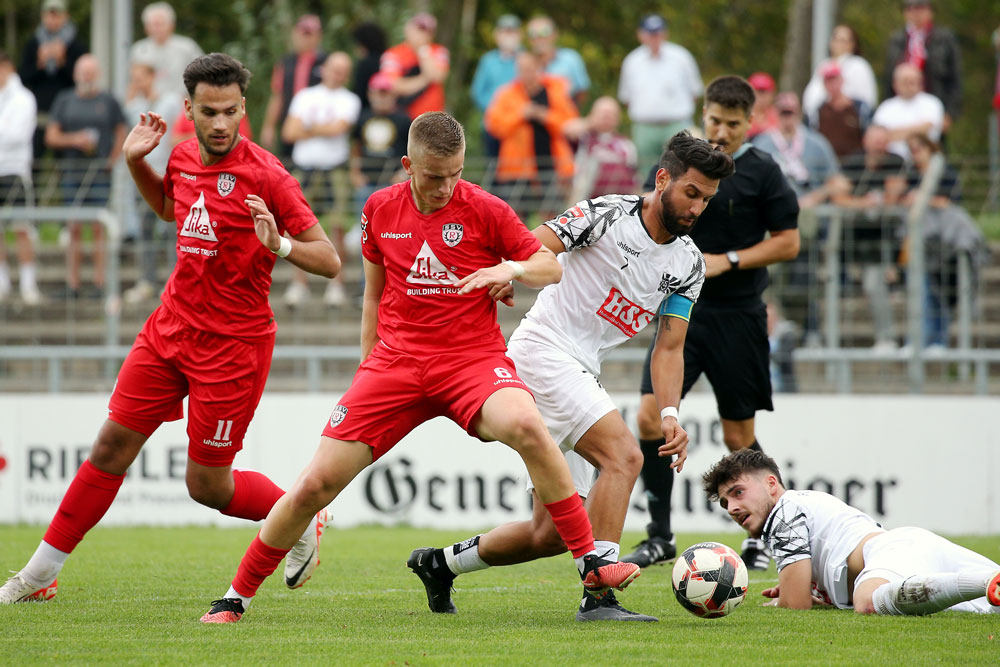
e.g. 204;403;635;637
507;336;615;497
856;527;1000;613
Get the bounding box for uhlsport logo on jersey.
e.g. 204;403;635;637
441;223;463;247
180;192;219;242
217;172;237;197
597;287;654;337
329;405;348;428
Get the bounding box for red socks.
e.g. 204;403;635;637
43;460;125;553
231;533;289;597
544;494;595;558
221;469;285;521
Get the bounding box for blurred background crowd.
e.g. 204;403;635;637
1;0;999;394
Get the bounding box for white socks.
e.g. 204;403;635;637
22;541;69;588
872;573;990;615
224;586;253;609
574;541;621;575
443;535;489;575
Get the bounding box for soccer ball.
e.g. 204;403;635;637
672;542;748;618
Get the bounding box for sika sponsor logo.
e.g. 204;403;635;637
179;192;219;243
597;287;654;337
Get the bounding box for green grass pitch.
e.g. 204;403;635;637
1;525;997;665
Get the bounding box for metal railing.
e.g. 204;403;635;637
1;154;996;394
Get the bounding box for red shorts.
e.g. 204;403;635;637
108;305;274;466
323;342;530;460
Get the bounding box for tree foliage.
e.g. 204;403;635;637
2;0;997;157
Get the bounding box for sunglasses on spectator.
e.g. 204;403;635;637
528;27;554;38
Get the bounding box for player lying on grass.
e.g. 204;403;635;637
1;53;339;605
408;132;733;622
703;449;1000;614
198;111;641;623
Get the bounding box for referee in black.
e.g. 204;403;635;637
622;75;800;571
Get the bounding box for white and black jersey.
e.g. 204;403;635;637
761;490;885;608
512;194;705;376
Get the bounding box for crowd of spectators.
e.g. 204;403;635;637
0;1;991;356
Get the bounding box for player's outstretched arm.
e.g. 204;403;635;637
246;195;340;279
764;559;814;610
124;112;174;221
649;314;689;471
456;245;562;295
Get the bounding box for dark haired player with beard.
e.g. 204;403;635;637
623;75;800;573
1;53;341;604
409;132;734;622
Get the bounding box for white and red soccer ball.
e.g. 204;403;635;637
672;542;748;618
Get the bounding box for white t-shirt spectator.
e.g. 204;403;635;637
0;73;36;180
872;91;944;161
129;35;203;100
618;42;702;124
287;84;362;170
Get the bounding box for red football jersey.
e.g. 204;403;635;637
162;138;317;340
361;180;541;354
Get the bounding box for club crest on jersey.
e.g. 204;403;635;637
442;223;463;247
329;405;348;428
217;172;237;197
658;273;682;293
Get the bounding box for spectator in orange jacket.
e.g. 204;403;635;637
485;51;577;219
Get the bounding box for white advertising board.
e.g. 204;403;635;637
0;394;997;534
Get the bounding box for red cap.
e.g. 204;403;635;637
748;72;776;92
821;62;842;79
368;72;394;91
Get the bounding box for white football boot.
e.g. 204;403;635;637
0;572;57;603
284;508;330;588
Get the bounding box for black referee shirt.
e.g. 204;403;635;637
643;145;799;307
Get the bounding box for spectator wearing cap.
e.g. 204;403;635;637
802;24;878;123
753;92;841;208
525;16;590;107
261;14;328;158
128;2;203;101
471;14;523;158
884;0;961;133
350;22;388;110
807;62;872;159
379;12;450;120
618;13;703;169
746;72;778;139
872;63;944;161
752;91;842;344
19;0;88;158
0;50;41;305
